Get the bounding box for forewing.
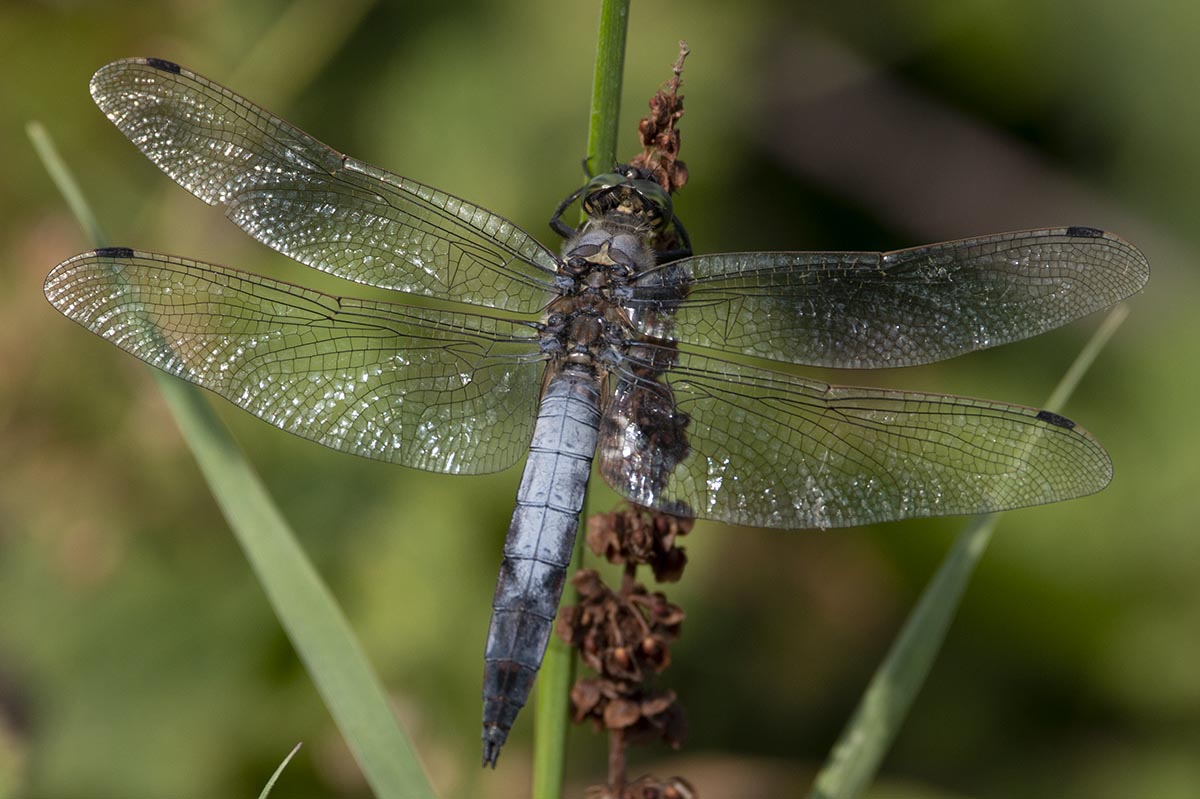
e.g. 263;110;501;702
45;248;547;474
89;58;559;312
625;227;1148;367
598;346;1111;528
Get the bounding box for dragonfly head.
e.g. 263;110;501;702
581;166;673;231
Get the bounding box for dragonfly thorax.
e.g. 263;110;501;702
537;304;626;369
557;222;655;295
542;222;657;368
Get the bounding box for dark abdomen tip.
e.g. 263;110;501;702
482;726;508;768
143;57;182;74
1065;225;1105;238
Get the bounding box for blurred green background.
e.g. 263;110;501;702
1;1;1196;797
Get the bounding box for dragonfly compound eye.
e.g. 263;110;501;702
628;179;673;230
581;172;673;230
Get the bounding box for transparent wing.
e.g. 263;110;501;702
90;58;560;313
598;345;1110;529
624;227;1148;368
45;248;548;474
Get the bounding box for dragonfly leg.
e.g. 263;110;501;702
549;185;586;239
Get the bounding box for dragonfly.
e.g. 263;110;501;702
45;58;1148;767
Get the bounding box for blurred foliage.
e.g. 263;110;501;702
1;1;1197;798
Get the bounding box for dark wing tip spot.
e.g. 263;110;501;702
95;246;136;259
1065;225;1105;238
143;57;182;74
1036;409;1076;429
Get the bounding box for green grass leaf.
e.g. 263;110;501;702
30;121;436;799
809;306;1131;799
257;742;302;799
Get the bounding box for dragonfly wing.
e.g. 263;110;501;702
624;227;1148;367
89;58;560;313
598;345;1111;528
45;248;547;474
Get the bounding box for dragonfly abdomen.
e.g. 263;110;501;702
482;366;601;767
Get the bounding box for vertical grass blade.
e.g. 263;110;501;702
30;122;436;799
531;1;629;795
808;305;1131;799
229;0;377;101
28;123;108;248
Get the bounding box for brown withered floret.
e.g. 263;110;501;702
559;558;688;753
623;775;697;799
629;41;690;194
569;677;687;751
585;775;697;799
587;507;694;582
558;568;685;680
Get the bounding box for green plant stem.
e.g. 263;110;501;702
809;305;1131;799
586;0;631;176
531;1;629;795
30;115;434;799
532;536;584;798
